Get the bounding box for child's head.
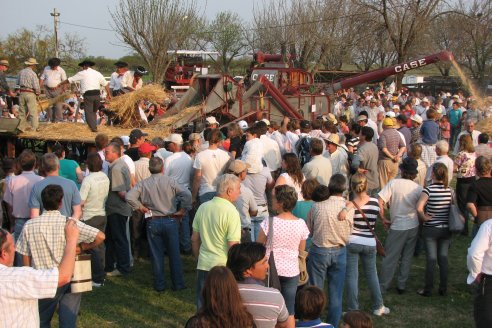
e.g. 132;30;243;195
295;286;326;321
342;311;373;328
441;115;448;122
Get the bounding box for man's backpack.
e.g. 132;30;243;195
296;136;312;167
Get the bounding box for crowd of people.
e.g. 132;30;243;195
0;57;166;133
1;69;492;327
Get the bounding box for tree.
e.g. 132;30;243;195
199;11;248;73
110;0;203;83
0;25;86;71
354;0;450;87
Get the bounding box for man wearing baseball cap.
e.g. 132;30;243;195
125;128;148;161
17;58;41;132
228;160;258;243
377;117;406;188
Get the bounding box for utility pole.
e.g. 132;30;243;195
50;8;60;58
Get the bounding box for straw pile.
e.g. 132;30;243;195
151;105;203;129
37;92;72;112
18;123;170;143
477;116;492;135
107;84;170;128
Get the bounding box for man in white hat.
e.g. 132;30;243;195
410;114;423;145
323;134;348;177
415;97;431;120
17;58;41;132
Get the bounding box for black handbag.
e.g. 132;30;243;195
264;216;282;290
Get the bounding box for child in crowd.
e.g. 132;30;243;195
341;311;373;328
295;286;334;328
439;115;450;142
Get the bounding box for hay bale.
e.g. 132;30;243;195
107;84;170;128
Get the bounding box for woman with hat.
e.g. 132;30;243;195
378;157;422;294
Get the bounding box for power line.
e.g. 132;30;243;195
60;21;115;32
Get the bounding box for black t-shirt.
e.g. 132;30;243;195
229;136;244;159
467;177;492;207
125;147;140;161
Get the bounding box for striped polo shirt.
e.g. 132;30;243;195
422;183;452;228
238;279;289;328
348;198;379;247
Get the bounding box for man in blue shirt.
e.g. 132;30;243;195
29;153;81;219
448;101;462;150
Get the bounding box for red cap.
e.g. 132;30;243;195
138;142;156;153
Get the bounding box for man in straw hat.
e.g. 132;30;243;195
58;60;111;132
0;59;15;99
323;133;349;177
17;58;41;132
40;57;67;123
377;117;406;188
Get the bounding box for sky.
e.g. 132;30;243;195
0;0;255;59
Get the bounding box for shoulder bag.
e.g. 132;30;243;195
448;190;465;233
264;216;282;290
352;201;386;257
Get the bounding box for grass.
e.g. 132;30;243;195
64;225;475;328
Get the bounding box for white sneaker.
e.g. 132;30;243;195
106;269;123;277
373;306;390;316
92;281;104;287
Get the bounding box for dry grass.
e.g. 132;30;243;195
107;85;171;128
18;123;170;143
37;92;72;111
476;116;492;135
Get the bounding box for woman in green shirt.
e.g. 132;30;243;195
53;144;84;189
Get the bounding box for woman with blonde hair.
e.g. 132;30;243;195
454;134;477;236
345;173;389;316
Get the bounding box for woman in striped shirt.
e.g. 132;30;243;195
416;162;452;296
345;173;389;316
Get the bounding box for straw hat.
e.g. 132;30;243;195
24;58;39;66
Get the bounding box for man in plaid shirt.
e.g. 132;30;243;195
17;184;105;328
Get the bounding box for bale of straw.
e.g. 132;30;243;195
107;84;170;128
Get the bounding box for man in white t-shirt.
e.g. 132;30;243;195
192;129;231;205
165;137;194;253
241;125;264;174
257;121;281;173
378;157;422;294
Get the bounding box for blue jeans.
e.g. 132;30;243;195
38;283;81;328
105;213;131;274
308;245;347;327
14;218;29;267
146;217;185;291
179;212;191;253
345;243;384;311
280;275;299;314
422;227;451;293
196;269;209;310
250;217;265;241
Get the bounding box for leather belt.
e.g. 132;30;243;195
19;89;35;93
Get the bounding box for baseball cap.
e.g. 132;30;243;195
166;133;183;145
228;160;250;174
385;111;396;118
120;136;130;146
138;142;157;153
238;120;248;130
205;116;218;125
382;117;394;127
261;118;270;126
300;120;311;129
357;115;368;121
